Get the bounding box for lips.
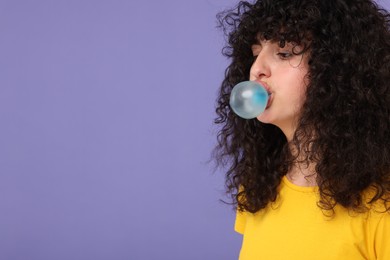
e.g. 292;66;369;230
266;93;273;109
255;80;270;92
256;81;273;109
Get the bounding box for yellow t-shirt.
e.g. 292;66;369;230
235;176;390;260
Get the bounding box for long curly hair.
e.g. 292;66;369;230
214;0;390;214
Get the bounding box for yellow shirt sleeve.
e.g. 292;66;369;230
373;212;390;260
235;209;246;234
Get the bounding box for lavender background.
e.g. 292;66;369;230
0;0;241;259
1;0;389;260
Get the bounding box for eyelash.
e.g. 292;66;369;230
252;51;293;61
277;52;292;59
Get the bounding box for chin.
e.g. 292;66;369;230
256;110;273;124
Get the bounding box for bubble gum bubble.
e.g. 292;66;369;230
229;81;269;119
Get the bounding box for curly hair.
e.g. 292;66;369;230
214;0;390;214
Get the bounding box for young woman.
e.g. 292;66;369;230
214;0;390;259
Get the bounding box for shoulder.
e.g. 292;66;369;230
360;187;390;258
235;209;246;234
362;185;390;215
366;208;390;260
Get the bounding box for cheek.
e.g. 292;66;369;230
298;75;309;93
295;66;309;91
249;65;256;81
297;88;307;107
286;70;309;106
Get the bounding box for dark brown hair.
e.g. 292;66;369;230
214;0;390;213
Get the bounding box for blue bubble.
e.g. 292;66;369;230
229;81;269;119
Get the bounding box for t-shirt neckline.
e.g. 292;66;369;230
282;175;318;193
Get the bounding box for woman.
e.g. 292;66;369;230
214;0;390;259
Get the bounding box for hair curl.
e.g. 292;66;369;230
214;0;390;214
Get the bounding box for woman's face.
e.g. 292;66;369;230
249;39;309;140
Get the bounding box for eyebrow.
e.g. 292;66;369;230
250;44;262;53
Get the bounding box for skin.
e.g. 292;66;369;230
250;39;316;186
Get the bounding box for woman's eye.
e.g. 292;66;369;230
277;52;292;59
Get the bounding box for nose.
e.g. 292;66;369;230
249;51;271;81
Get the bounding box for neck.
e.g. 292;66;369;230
286;162;317;187
286;140;317;187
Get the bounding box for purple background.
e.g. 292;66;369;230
0;0;389;259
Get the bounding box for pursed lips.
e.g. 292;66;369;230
255;81;273;109
256;80;272;95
